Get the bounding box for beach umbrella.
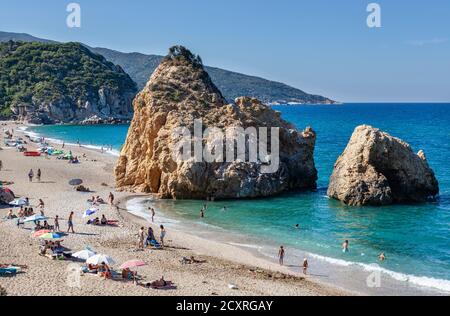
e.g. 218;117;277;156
0;188;15;204
119;260;147;270
39;232;63;240
23;214;48;223
69;179;83;186
72;249;97;261
9;198;28;207
86;254;115;265
82;208;97;218
32;229;52;237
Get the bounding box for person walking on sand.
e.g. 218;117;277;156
54;215;60;232
108;192;115;206
36;169;41;182
278;246;285;266
67;212;75;233
342;240;349;253
138;227;145;249
303;258;309;275
160;225;166;247
28;169;34;182
0;160;3;171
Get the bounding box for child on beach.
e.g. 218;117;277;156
54;215;60;232
278;246;285;266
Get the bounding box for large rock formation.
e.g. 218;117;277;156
327;125;439;206
115;46;318;199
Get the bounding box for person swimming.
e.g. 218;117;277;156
379;253;386;261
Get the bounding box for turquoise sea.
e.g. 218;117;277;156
27;103;450;295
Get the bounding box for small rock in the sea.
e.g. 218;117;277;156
328;125;439;206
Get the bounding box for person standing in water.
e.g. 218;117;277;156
342;240;349;253
379;253;386;261
278;246;285;266
200;208;205;218
303;258;309;275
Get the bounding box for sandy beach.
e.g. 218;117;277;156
0;121;347;296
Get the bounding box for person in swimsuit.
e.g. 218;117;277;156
54;215;60;232
278;246;285;265
160;225;166;247
342;240;349;253
67;211;75;233
379;253;386;261
303;258;309;275
138;227;145;249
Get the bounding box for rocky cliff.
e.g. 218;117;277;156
115;46;318;199
0;41;137;124
327;125;439;206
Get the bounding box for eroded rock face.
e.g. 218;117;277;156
327;125;439;206
115;46;318;199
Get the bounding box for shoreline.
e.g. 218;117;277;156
0;121;347;296
6;121;450;295
116;194;350;295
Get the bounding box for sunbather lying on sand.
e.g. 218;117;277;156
145;277;175;289
180;256;207;264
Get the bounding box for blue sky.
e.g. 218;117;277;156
1;0;449;102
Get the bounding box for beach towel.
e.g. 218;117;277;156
149;239;161;249
0;267;17;276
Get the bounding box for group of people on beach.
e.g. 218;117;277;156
138;225;166;249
